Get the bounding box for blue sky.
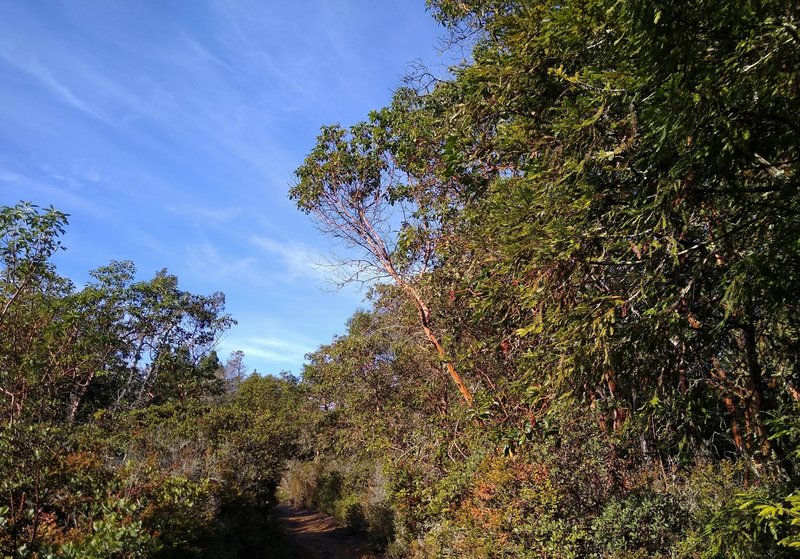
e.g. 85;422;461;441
0;1;453;375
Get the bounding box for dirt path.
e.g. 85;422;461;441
273;504;383;559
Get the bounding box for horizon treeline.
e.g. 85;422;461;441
3;0;800;558
0;202;313;557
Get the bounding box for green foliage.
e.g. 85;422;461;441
5;0;800;556
49;499;158;559
0;201;304;558
363;499;395;550
315;470;343;516
591;492;687;558
289;0;800;556
0;202;67;290
336;494;367;533
277;460;322;508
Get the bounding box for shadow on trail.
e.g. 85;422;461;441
272;504;382;559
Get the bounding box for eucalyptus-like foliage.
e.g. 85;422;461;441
397;0;800;470
290;2;800;555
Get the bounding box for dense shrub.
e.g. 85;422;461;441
591;491;687;558
277;460;321;508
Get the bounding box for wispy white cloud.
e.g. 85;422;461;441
0;170;22;182
0;42;104;120
176;30;239;76
169;203;244;223
186;238;331;289
226;335;313;367
250;235;326;281
0;165;168;257
32;160;115;194
0;170;106;217
186;241;259;281
84;169;105;183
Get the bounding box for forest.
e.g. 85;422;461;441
2;0;799;557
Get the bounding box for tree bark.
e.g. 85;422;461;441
404;283;473;406
741;322;768;450
741;322;791;477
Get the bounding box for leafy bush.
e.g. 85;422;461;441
335;494;367;532
591;491;687;558
364;501;395;548
46;498;158;559
315;470;343;515
277;460;321;508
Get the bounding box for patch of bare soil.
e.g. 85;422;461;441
273;504;383;559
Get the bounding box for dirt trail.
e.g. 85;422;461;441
273;504;383;559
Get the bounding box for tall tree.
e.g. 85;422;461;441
291;123;474;405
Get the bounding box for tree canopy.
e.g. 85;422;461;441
288;1;800;556
3;1;800;557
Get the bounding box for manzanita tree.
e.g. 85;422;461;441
291;123;474;405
